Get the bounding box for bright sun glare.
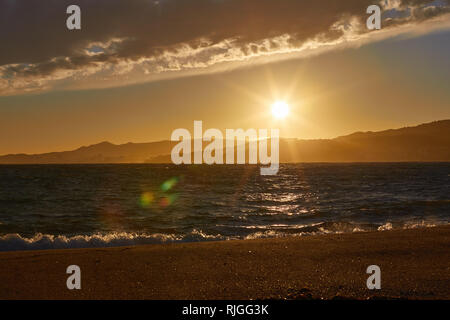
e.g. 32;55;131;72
271;101;289;119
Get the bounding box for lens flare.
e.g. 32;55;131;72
159;194;178;207
99;203;124;229
161;177;179;192
139;192;154;208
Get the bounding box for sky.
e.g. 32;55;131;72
0;0;449;155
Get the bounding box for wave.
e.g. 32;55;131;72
0;221;446;251
0;229;237;251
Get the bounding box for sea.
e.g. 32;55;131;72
0;163;448;251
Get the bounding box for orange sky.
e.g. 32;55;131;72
0;1;449;155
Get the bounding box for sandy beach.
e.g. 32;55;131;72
0;226;448;300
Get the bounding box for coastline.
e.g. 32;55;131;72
0;225;449;300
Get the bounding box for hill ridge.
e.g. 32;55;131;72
1;119;449;163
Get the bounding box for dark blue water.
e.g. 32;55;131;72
0;163;448;250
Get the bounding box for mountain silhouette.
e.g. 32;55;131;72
1;120;449;164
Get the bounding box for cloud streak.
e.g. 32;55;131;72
0;0;449;95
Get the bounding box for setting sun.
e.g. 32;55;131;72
271;101;290;119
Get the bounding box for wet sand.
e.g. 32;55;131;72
0;226;449;300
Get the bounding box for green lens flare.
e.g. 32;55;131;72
161;177;179;192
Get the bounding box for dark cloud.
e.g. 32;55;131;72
0;0;448;94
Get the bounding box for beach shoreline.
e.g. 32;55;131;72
0;226;449;300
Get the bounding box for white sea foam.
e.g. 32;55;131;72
0;232;183;251
0;221;447;251
378;222;393;231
